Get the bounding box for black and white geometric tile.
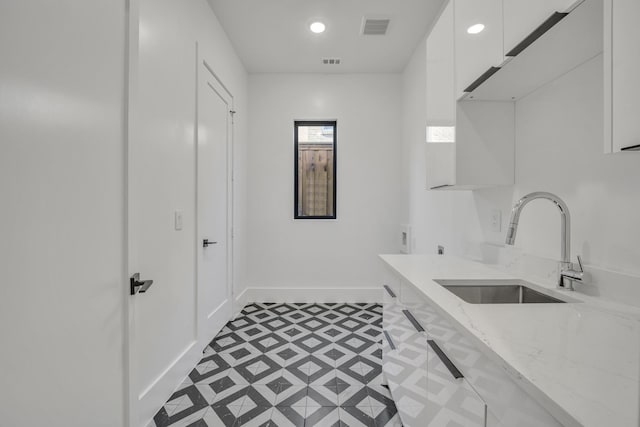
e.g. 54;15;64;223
151;303;401;427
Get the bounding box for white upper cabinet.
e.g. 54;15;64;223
425;1;456;189
454;0;504;99
503;0;579;57
425;1;457;189
426;1;455;129
425;0;514;190
467;0;602;101
604;0;640;153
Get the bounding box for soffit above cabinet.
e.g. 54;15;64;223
465;0;603;101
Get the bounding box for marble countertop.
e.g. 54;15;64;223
379;254;640;427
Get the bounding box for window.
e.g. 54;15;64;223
294;120;337;219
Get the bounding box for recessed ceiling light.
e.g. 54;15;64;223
310;22;326;34
467;23;485;34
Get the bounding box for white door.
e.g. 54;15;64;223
197;60;234;344
127;43;203;426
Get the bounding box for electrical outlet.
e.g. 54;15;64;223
491;209;502;232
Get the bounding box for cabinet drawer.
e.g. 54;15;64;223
382;298;429;427
425;338;486;426
383;296;417;347
422;301;562;427
383;332;429;427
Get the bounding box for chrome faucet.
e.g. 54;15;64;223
505;192;584;290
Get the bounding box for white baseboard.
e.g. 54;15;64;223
240;287;382;304
136;340;201;427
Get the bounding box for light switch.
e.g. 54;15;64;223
491;209;501;232
174;210;183;231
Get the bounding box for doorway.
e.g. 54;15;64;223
197;59;235;345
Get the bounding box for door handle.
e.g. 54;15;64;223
203;239;217;248
130;273;154;295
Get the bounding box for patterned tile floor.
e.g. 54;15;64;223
151;303;401;427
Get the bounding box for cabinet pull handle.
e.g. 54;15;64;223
505;12;569;57
621;144;640;151
383;331;396;350
383;285;396;298
402;310;425;332
428;339;464;380
430;184;453;190
463;66;501;93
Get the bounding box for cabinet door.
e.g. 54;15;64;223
503;0;577;57
425;143;456;189
426;1;456;189
426;0;455;128
383;311;429;427
425;339;486;426
454;0;504;98
606;0;640;152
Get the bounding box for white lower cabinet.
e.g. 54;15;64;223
382;283;487;426
385;339;429;426
382;280;563;427
382;309;429;426
425;338;486;426
422;301;562;427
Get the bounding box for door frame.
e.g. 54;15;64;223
124;5;236;424
196;53;236;345
124;0;139;425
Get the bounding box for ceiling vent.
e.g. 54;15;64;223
322;58;342;65
361;18;390;35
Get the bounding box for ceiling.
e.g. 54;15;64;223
206;0;446;73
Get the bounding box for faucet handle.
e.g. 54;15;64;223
559;255;585;291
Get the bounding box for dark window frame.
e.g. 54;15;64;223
294;120;337;220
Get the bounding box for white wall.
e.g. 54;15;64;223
137;0;249;311
480;54;640;277
246;74;402;298
0;2;127;426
